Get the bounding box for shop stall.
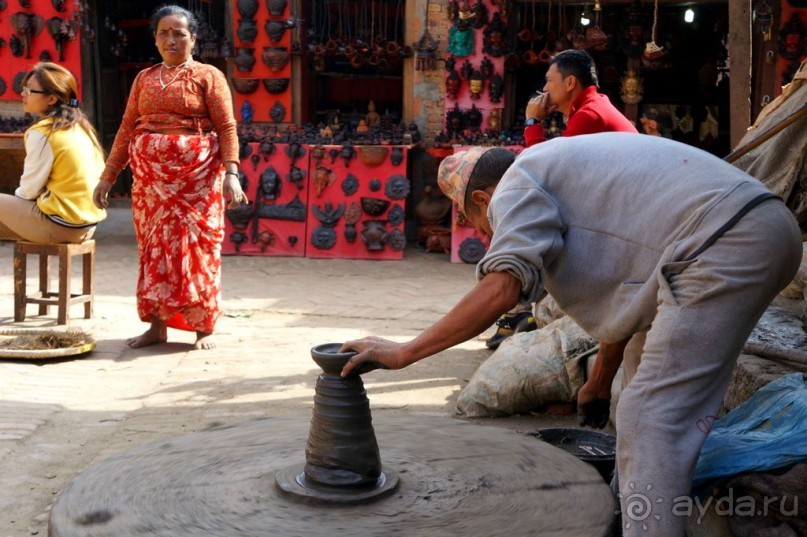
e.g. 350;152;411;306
1;0;802;264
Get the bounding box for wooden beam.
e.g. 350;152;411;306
728;1;752;148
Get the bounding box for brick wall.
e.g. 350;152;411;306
412;0;449;147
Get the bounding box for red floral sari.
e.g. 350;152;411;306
129;132;224;333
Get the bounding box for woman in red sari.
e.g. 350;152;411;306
93;5;246;350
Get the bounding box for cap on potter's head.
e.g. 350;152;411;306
437;146;494;215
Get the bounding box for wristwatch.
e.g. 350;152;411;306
525;118;538;126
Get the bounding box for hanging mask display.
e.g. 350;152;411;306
482;12;510;57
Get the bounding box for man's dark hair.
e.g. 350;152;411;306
151;5;199;36
464;148;517;216
551;49;599;88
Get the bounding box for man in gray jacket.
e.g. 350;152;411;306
340;133;801;537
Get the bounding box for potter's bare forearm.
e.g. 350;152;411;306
400;271;521;366
587;339;630;395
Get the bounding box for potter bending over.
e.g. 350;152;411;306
340;133;801;537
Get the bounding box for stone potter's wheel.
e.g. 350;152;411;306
49;416;614;536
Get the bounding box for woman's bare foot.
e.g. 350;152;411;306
126;319;168;349
194;331;216;350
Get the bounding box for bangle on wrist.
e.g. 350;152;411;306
225;171;239;177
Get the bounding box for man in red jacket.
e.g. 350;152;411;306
524;49;638;145
487;49;638;350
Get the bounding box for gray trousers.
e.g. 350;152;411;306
615;199;802;537
0;194;96;244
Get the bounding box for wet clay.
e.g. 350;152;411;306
274;343;399;503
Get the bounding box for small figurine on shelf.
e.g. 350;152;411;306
319;123;333;139
330;112;343;134
365;100;381;127
487;109;502;133
406;122;422;144
241;100;254;123
620;68;644;105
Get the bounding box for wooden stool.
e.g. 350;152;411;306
13;240;95;325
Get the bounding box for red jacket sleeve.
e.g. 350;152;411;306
524;124;546;147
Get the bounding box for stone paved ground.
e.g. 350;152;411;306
0;210;577;536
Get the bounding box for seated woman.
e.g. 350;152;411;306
0;62;106;244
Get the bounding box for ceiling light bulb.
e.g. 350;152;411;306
684;8;695;23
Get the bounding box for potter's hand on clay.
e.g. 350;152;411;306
339;336;403;377
224;173;248;209
577;380;611;429
525;92;554;122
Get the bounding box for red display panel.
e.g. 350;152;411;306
231;0;292;124
0;5;83;102
305;145;408;260
222;142;309;257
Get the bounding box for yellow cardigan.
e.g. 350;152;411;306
18;118;106;226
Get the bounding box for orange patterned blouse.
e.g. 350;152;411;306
105;60;239;177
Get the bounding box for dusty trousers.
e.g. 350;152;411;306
615;198;802;537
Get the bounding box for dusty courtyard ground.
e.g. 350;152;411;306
0;228;579;536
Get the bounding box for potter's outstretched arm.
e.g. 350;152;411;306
340;271;521;377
